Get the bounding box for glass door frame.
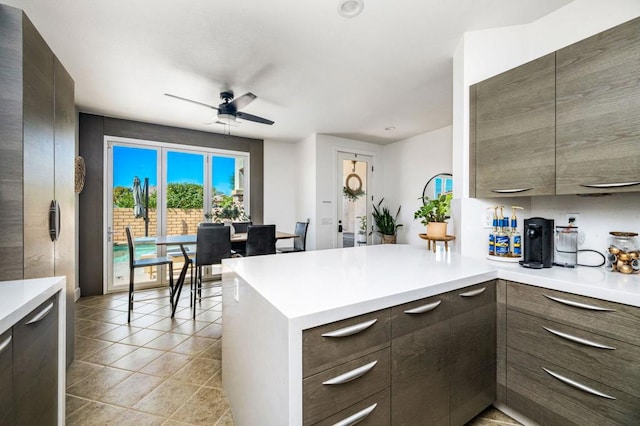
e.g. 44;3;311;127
336;151;374;249
103;135;250;294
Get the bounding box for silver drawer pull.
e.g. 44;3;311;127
404;300;442;314
25;302;54;325
332;402;378;426
491;188;532;193
580;181;640;189
543;327;615;350
543;295;615;312
460;287;486;297
542;367;616;400
0;335;11;354
323;360;378;385
322;319;377;338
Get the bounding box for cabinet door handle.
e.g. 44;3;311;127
0;335;11;354
490;188;532;193
542;367;616;400
332;402;378;426
543;294;615;312
580;181;640;189
25;302;54;325
404;300;442;314
322;319;377;338
459;287;486;297
542;327;616;350
323;360;378;385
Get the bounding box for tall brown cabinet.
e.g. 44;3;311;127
0;4;76;365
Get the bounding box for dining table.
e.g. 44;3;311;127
154;230;298;317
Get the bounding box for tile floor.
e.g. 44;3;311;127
67;285;521;425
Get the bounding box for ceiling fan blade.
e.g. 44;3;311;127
229;92;257;110
165;93;218;110
214;120;239;127
236;111;274;125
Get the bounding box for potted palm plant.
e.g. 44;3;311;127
414;193;452;238
371;198;402;244
356;216;367;244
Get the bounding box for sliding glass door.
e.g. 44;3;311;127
105;137;249;293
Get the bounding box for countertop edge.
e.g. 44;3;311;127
0;276;65;335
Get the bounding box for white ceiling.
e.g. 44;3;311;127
6;0;572;144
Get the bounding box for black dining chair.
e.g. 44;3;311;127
278;221;309;254
125;227;174;323
231;221;252;256
245;224;276;256
192;224;233;318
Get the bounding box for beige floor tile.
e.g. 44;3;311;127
203;370;223;390
65;394;90;417
75;306;103;319
76;321;120;339
140;352;194;378
196;323;222;339
162;420;192;426
66;360;105;388
144;332;190;351
120;328;166;346
215;410;235;426
97;324;143;342
85;342;138;365
173;307;197;320
471;407;523;425
115;409;166;425
130;314;166;328
133;379;200;417
171;336;216;356
104;311;133;325
100;372;165;407
66;366;132;400
198;339;221;360
171;357;221;386
170;320;210;336
65;401;127;426
75;336;113;360
134;302;166;314
171;387;230;425
147;317;186;332
149;305;176;317
111;347;165;371
195;310;222;324
75;317;98;332
88;308;127;321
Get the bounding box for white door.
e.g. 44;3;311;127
336;152;373;248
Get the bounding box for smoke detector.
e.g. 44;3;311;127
338;0;364;18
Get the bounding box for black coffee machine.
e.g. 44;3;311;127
519;217;554;269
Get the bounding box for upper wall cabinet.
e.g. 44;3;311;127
473;53;556;198
556;17;640;195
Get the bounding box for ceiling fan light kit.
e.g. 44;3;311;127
338;0;364;18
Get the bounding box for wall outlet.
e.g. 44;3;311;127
565;213;580;228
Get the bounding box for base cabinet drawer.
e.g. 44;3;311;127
303;348;390;425
507;347;640;426
508;309;640;399
0;329;13;425
314;388;390;426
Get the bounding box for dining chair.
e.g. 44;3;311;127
278;221;309;254
125;227;174;323
192;224;233;319
231;221;252;256
245;224;276;256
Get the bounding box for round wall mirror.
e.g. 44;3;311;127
422;172;453;203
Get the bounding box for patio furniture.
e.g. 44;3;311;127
277;221;309;254
245;225;276;256
125;227;174;323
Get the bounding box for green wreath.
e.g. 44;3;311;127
343;173;365;202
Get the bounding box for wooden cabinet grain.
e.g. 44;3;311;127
556;17;640;195
0;329;13;425
474;53;556;198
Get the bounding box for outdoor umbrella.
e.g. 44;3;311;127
133;176;145;219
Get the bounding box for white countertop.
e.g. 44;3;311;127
0;276;65;334
223;245;640;329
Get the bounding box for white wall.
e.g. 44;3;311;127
453;0;640;259
382;126;453;246
295;134;318;250
263;139;298;249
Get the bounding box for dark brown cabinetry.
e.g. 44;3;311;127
505;282;640;425
0;4;76;365
303;309;391;425
556;17;640;195
0;296;59;425
391;281;496;426
473;53;556;198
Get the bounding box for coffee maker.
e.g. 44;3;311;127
519;217;554;269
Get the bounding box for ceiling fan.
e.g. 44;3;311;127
165;90;274;126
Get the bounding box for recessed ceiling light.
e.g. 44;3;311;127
385;126;396;131
338;0;364;18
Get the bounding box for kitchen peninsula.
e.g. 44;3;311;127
222;245;640;425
